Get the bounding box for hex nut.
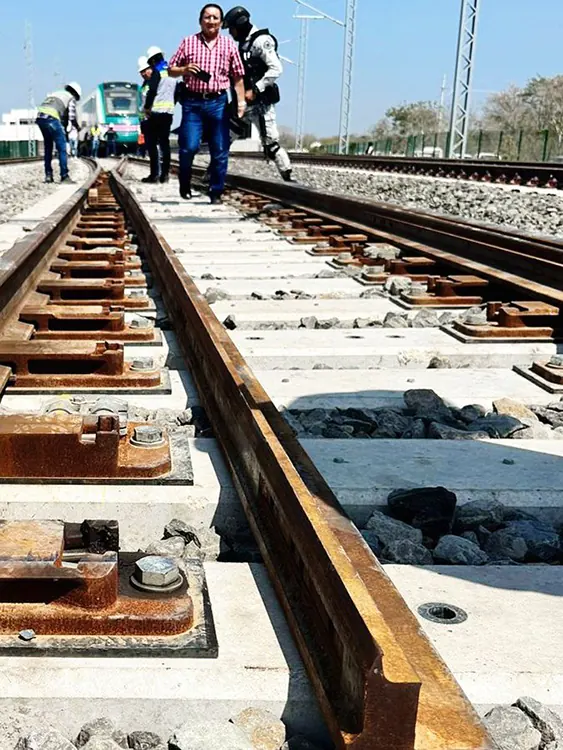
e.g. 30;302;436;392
548;354;563;368
130;357;155;372
135;556;179;588
130;315;153;329
131;425;164;447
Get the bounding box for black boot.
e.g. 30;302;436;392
142;175;159;183
281;169;295;182
159;173;169;183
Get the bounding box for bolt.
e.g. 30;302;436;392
548;355;563;369
337;252;353;262
129;315;153;330
134;556;179;588
127;269;144;278
132;425;164;447
130;357;155;372
409;283;427;298
127;290;146;299
19;629;36;642
314;241;330;250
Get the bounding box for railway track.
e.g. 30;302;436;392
0;155;560;747
230;151;563;190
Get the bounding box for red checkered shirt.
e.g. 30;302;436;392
169;33;245;94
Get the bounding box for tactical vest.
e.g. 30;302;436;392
240;29;279;90
37;89;74;123
152;70;176;115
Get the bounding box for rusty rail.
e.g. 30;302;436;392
113;166;493;749
229;150;563;189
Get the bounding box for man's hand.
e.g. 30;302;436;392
183;63;202;77
237;101;247;119
244;89;256;103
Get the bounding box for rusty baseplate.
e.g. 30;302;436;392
452;300;560;340
0;414;171;478
0;519;192;636
17;305;158;343
0;340;161;389
115;167;493;750
36;277;149;309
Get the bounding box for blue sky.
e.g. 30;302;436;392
2;0;563;137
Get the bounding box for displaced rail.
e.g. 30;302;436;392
230;151;563;189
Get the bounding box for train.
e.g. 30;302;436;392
80;82;141;151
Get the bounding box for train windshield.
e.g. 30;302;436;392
103;83;138;116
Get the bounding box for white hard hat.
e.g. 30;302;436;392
146;46;163;60
138;55;150;73
66;81;82;100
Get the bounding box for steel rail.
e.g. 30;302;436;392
116;161;493;749
141;155;563;306
0;156;43;165
202;169;563;306
229;151;563;188
0;158;100;330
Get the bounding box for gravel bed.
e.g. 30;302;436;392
0;160;89;225
225;157;563;239
12;711;326;750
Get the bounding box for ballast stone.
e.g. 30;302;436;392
76;718;127;748
16;730;76;750
169;720;253;750
483;705;542;750
230;707;286;750
365;510;423;547
433;535;489;566
382;539;433;565
515;696;563;747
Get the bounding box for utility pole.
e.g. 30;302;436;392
294;0;356;154
24;21;36;157
447;0;481;158
294;15;323;151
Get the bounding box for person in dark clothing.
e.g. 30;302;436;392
106;126;118;157
142;46;176;183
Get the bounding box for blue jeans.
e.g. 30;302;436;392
36;116;68;179
178;93;230;196
107;141;117;156
91;138;99;157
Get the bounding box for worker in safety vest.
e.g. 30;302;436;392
138;56;152;160
36;81;82;183
223;7;293;181
142;45;176;183
91;125;101;158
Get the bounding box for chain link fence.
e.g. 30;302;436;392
0;141;41;159
321;130;563;162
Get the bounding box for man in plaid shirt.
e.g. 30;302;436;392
169;3;246;203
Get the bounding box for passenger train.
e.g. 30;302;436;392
80;82;141;150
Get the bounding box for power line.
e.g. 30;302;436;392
294;0;357;154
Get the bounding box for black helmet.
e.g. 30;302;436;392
223;6;251;29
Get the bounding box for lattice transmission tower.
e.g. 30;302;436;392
447;0;481;158
338;0;357;154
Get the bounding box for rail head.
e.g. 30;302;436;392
113;165;494;750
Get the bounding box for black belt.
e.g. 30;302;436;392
185;89;227;101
